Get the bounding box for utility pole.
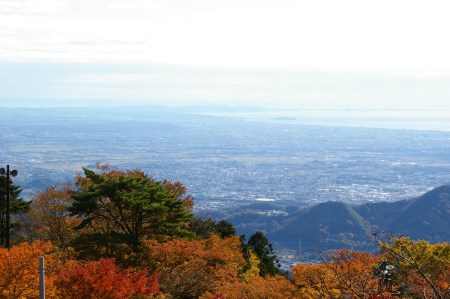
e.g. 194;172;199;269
0;165;18;249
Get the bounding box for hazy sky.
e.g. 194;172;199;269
1;0;450;109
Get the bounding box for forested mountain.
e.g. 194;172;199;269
228;185;450;253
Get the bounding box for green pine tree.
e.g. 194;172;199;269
247;231;282;277
69;167;194;261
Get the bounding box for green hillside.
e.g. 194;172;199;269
228;185;450;253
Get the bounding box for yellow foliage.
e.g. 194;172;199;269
380;237;450;298
240;252;260;282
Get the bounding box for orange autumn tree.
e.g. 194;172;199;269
202;275;300;299
143;235;245;298
292;250;381;299
0;241;60;298
0;241;160;298
162;179;195;212
325;250;381;298
292;261;341;299
54;258;159;299
28;185;81;251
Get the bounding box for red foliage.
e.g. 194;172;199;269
55;258;159;298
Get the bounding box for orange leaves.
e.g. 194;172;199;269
0;242;159;299
29;186;81;250
328;250;381;297
202;276;299;299
292;250;382;299
144;234;304;299
203;235;246;286
292;262;341;298
143;235;245;298
205;235;246;271
55;258;159;299
144;238;214;298
0;241;58;298
163;179;195;211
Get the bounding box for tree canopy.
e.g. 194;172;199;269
69;167;193;260
28;185;80;251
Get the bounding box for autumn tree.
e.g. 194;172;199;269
324;250;381;298
0;241;59;298
292;250;381;299
55;258;159;298
379;236;450;299
143;235;245;298
69;166;193;261
162;179;195;212
201;275;299;299
239;252;261;282
28;185;81;251
0;175;29;247
292;261;341;298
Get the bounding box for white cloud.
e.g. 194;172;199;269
0;0;67;14
1;0;450;72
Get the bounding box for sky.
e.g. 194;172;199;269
1;0;450;109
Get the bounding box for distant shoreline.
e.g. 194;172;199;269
1;105;448;131
199;108;450;132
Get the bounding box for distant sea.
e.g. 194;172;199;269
203;109;450;131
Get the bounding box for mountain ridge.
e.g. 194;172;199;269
227;185;450;253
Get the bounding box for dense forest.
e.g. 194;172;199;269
1;164;450;298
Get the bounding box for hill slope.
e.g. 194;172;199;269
228;185;450;253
